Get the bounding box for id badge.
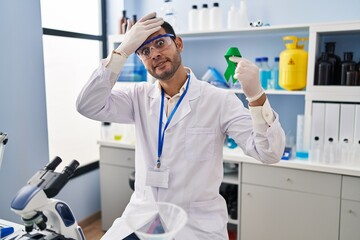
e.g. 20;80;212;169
145;167;169;189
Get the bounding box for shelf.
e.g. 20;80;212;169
108;24;309;44
306;86;360;102
229;89;306;96
178;24;309;39
228;217;238;225
223;172;239;185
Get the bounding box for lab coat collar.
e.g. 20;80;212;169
148;68;201;128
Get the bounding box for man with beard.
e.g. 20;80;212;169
77;12;285;240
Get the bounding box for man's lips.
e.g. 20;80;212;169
153;60;168;69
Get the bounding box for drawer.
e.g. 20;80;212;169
342;176;360;201
242;163;341;197
100;146;135;167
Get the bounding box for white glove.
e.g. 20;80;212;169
230;57;264;102
115;12;164;57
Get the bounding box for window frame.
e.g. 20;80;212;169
42;0;107;177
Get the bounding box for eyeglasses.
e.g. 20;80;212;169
136;34;175;60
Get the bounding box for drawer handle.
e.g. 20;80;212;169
286;178;292;183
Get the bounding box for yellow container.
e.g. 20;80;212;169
279;36;308;90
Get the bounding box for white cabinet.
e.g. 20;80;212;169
99;145;135;230
241;163;341;240
340;176;360;240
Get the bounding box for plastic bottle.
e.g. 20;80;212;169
279;36;308;90
161;0;180;32
272;57;282;90
316;53;332;85
255;57;262;67
210;2;222;31
188;5;199;32
199;4;210;31
101;122;111;140
132;15;137;25
227;5;238;30
238;0;250;28
119;10;127;34
259;57;271;90
340;52;356;85
315;42;341;85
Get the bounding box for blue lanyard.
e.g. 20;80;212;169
157;74;190;168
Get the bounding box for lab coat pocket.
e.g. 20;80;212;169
185;128;215;162
189;197;228;232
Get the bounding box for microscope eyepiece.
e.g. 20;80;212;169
62;160;80;178
45;156;62;171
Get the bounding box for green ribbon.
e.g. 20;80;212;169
224;47;242;84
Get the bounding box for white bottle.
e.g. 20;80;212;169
210;2;222;31
238;0;250;28
227;5;239;30
188;5;199;32
161;0;180;32
199;4;210;31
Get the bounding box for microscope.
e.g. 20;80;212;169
8;156;86;240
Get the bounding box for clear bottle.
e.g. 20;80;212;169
227;5;239;30
259;57;271;90
272;57;282;90
340;52;356;85
188;5;199;32
199;4;210;31
101;122;111;140
255;57;262;67
210;2;222;31
238;0;250;28
161;0;180;32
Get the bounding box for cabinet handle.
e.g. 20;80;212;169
127;157;132;161
247;192;252;197
286;178;292;183
348;209;353;214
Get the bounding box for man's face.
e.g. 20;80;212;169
137;29;182;81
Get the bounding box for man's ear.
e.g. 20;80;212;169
174;37;183;52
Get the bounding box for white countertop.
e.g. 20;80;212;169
98;140;360;177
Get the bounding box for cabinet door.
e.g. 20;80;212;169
99;147;135;230
340;200;360;240
241;184;340;240
99;162;134;230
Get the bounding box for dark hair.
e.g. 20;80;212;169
161;21;176;39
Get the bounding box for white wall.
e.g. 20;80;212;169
0;0;49;222
0;0;100;223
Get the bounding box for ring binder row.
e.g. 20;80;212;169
309;102;360;166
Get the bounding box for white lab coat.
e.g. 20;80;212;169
77;61;285;240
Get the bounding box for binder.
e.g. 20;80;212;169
324;103;340;145
324;103;340;164
355;105;360;146
310;103;325;146
339;104;356;165
339;104;356;145
310;103;325;162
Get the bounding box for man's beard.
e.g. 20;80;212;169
148;52;182;81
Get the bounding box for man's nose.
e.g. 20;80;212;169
149;46;161;59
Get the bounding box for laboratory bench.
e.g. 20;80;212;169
98;140;360;240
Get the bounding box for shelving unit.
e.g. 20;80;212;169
303;21;360;150
105;21;360;240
